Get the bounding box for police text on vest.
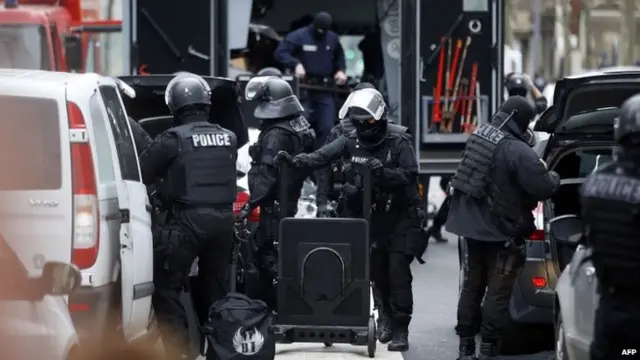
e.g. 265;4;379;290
192;133;231;147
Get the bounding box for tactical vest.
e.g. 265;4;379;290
250;116;315;206
451;123;506;199
164;122;237;205
581;165;640;288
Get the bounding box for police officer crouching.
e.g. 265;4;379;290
276;88;420;351
139;74;238;359
447;96;560;359
581;94;640;360
236;76;315;307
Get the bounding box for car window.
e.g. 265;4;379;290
0;95;61;190
88;93;116;183
99;86;141;182
556;148;614;179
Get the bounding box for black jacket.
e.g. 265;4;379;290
446;121;560;241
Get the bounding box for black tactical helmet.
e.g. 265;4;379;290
257;67;282;76
245;76;304;119
505;73;528;97
499;95;535;133
165;74;211;115
615;94;640;144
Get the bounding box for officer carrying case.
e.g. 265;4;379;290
272;163;377;358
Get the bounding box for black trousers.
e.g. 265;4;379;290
433;195;450;230
590;291;640;360
152;207;235;356
456;238;524;342
370;248;414;330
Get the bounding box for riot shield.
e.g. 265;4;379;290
275;162;373;333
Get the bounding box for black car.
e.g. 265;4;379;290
458;68;640;354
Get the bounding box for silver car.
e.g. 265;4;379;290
554;241;597;360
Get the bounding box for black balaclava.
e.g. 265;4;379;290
311;12;332;40
499;96;534;133
350;107;387;147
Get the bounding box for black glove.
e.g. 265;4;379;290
236;203;251;223
274;151;293;164
367;158;384;176
316;205;332;218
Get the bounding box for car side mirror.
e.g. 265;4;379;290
549;214;583;246
63;35;83;72
40;262;82;295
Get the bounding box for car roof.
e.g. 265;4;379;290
0;69;118;93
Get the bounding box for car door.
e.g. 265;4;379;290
570;246;598;353
98;85;154;340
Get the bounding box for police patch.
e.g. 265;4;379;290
472;124;505;144
191;132;232;147
582;174;640;203
289;117;311;132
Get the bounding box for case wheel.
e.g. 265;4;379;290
324;342;333;347
367;316;376;358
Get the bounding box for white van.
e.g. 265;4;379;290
0;70;156;345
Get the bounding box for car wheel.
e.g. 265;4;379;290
555;316;569;360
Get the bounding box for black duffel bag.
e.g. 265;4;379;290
205;293;275;360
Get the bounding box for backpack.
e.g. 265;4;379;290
205;293;275;360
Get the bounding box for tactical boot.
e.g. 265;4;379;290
457;336;476;360
387;331;409;352
376;317;393;344
477;341;498;360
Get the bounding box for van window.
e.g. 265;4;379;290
89;93;116;183
99;86;141;182
0;96;61;190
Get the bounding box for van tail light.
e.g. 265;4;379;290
529;230;545;241
68;101;100;270
233;191;260;222
531;276;547;288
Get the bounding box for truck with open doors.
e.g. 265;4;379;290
458;68;640;354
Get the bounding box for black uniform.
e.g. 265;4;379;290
316;82;376;215
139;75;238;358
581;94;640;360
238;77;315;307
283;101;420;351
446;96;560;359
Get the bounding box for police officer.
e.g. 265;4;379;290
236;76;315;307
139;74;238;358
505;72;548;115
316;82;378;217
277;88;419;351
447;96;560;359
274;11;347;148
581;94;640;360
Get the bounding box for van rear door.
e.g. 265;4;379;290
97;85;154;340
117;75;249;147
0;85;72;275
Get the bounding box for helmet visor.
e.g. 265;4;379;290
338;88;386;121
244;76;276;100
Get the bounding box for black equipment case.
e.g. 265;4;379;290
272;163;377;358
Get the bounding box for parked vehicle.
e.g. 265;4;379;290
0;70;156;346
0;233;81;360
458;67;639;353
553;217;592;360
